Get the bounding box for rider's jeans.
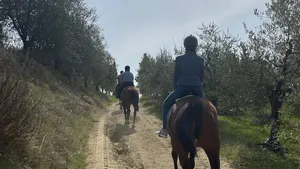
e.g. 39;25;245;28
162;86;205;129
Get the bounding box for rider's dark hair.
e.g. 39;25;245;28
125;65;130;71
184;35;198;51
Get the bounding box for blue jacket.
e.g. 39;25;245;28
121;71;134;84
173;51;204;88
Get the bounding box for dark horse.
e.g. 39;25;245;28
167;95;220;169
114;84;123;111
120;86;139;124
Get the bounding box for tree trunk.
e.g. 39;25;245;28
22;40;29;56
267;86;276;119
73;76;77;86
268;88;282;142
262;80;285;153
20;41;29;65
84;79;88;87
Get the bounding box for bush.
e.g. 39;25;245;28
0;69;40;156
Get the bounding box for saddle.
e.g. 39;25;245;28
175;92;196;103
120;85;136;96
122;85;135;91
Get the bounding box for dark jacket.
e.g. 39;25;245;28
117;74;122;84
173;51;204;88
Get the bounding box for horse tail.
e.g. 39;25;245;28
176;99;203;157
129;88;139;111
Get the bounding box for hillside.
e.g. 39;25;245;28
0;50;115;169
0;1;118;167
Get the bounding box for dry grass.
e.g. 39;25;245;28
0;71;40;151
0;48;114;169
0;49;42;168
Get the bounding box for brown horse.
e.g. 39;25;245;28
167;95;220;169
120;86;139;124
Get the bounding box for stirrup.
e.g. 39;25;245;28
159;132;168;138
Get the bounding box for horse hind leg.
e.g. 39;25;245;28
127;108;131;120
123;107;129;124
123;109;127;124
189;152;196;169
172;149;178;169
124;108;130;124
133;105;137;124
203;148;220;169
178;152;189;169
201;128;220;169
123;109;126;120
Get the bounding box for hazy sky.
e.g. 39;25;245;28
86;0;267;81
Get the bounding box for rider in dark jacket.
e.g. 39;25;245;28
157;35;205;138
117;71;123;84
115;71;123;99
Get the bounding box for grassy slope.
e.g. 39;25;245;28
220;115;300;169
0;64;115;169
141;97;300;169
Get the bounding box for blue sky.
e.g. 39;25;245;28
86;0;267;81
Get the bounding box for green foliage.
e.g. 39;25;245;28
0;0;117;92
137;1;300;115
137;24;270;114
136;49;174;104
0;1;118;167
245;0;300;89
136;53;156;94
137;0;300;167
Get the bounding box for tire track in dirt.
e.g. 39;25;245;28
86;108;121;169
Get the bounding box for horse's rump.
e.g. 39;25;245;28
168;95;220;168
121;86;139;111
168;96;218;155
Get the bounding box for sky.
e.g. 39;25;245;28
86;0;268;83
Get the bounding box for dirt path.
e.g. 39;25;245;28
86;103;233;169
86;108;120;169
